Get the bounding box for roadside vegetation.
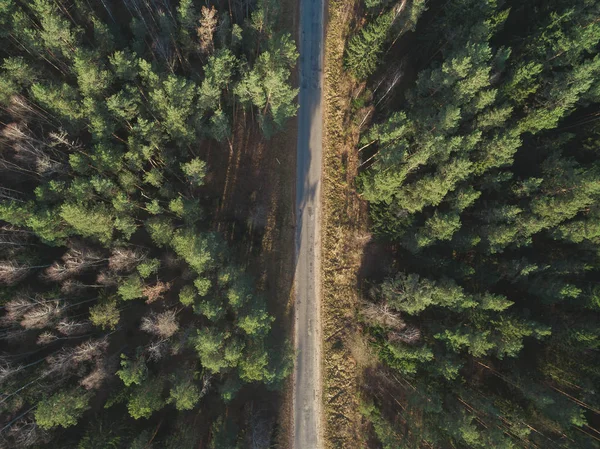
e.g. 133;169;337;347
320;0;367;447
346;0;600;447
0;0;297;447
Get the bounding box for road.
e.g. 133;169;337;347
293;0;324;446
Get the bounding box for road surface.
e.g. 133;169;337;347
293;0;324;446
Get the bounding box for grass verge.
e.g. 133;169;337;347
321;1;371;447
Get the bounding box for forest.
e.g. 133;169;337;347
0;0;296;447
347;0;600;447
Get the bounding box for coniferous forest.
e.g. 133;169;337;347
2;0;600;447
348;0;600;447
0;0;296;447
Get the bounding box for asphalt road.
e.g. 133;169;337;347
293;0;324;446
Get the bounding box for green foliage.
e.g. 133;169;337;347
381;273;476;315
60;203;114;244
235;38;299;137
360;401;404;449
237;300;273;336
345;0;427;79
118;275;145;301
171;229;218;275
89;297;120;330
145;217;175;247
208;416;240;449
167;378;200;411
35;389;91;430
179;285;196;306
181;158;207;186
345;10;395;80
357;1;600;447
127;376;164;419
0;0;294;446
137;259;160;279
117;353;147;387
191;327;229;373
77;418;124;449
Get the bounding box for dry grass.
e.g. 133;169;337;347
321;0;372;447
348;331;378;371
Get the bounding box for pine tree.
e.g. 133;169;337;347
35;389;91;429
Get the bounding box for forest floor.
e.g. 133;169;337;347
321;0;372;448
202;0;299;443
205;109;298;445
208;1;300;447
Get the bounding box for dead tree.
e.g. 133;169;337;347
96;270;119;286
0;262;30;286
143;281;171;303
60;279;103;295
56;320;91;336
388;325;421;345
141;310;179;339
198;6;218;55
361;300;406;330
200;372;212;398
245;402;274;449
0;226;32;248
2;414;48;448
146;339;169;361
44;245;106;282
108;247;146;273
72;338;109;364
20;302;65;330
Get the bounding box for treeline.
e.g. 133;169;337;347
0;0;296;447
349;0;600;448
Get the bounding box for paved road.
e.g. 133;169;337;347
293;0;324;446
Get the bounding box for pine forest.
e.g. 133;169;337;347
2;0;600;448
347;0;600;448
0;0;296;447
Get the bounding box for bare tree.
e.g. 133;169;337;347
200;372;212;398
0;262;30;286
43;245;106;282
1;124;66;179
20;302;65;330
96;270;119;286
146;339;169;362
72;339;109;364
108;248;146;273
45;348;76;376
0;226;32;248
2;295;36;323
361;301;406;330
0;362;19;384
44;338;108;377
4;94;56;124
141;310;179;339
388;325;421;345
48;130;81;152
80;356;116;391
36;332;58;346
245;402;274;449
3;415;48;448
56;320;91;336
60;279;90;295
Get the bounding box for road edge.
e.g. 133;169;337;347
321;0;369;447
